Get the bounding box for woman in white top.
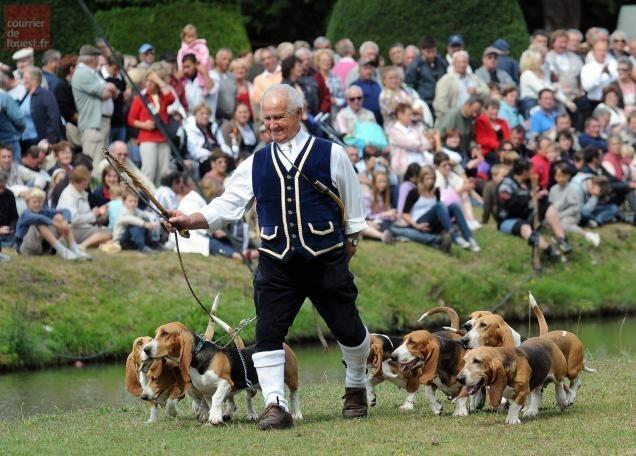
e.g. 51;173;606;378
386;103;434;177
593;85;627;132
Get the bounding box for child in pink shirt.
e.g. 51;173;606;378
177;24;212;71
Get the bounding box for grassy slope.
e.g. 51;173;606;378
1;223;635;369
0;356;634;455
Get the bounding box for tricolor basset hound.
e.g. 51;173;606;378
143;321;302;425
125;336;187;423
457;337;569;424
390;327;469;416
461;310;524;347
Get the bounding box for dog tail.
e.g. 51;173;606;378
204;292;221;341
529;292;549;336
418;306;459;330
210;314;245;349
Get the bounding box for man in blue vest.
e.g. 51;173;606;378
166;84;370;430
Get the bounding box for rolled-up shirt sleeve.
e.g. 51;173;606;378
198;155;255;232
331;143;368;235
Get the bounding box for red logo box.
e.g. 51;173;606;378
4;4;51;51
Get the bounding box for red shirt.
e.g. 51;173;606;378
531;153;551;190
127;91;175;143
474;114;510;156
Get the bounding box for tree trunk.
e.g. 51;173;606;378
541;0;581;30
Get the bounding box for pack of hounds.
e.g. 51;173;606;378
125;292;596;426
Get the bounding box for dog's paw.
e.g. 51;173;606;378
453;408;469;417
246;412;259;421
208;409;224;425
506;416;521;425
291;411;303;420
522;408;538;418
432;403;443;416
399;402;414;411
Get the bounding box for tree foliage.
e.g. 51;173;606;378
326;0;529;59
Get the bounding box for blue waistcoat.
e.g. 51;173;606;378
252;135;344;261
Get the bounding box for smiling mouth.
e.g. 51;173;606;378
399;358;422;372
466;379;485;395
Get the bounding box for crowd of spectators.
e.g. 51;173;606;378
1;24;635;264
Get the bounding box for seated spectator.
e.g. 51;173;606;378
155;171;183;212
184;103;228;176
498;86;524;128
549;163;601;246
112;190;160;254
579;117;607;150
603;134;633;184
379;66;420;125
593;85;627;132
620;111;636;146
615;58;634;114
436;94;483;153
496;158;568;257
20;145;51;188
581;40;618;107
352;58;383;124
15;188;90;260
95;141;156;194
440;128;469;167
475;98;510;164
529;88;560;136
397;163;421;214
48;141;73;176
530;136;555;191
220;102;257;161
91;165;120;207
433;51;488;119
475;46;515;88
386;103;434;176
362;171;396;243
0;144;46;206
481;164;507;224
203;150;230;187
0;170;18;262
509;125;532;158
57;166;112;249
549;113;581;150
434;151;480;230
623;144;636;182
334;85;376;136
392;165;480;252
555;131;577;172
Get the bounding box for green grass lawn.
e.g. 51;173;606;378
1;222;635;369
1;355;634;455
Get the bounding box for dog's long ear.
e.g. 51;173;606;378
498;321;515;348
178;330;193;385
370;342;383;375
488;358;507;407
418;341;440;385
169;360;190;398
125;353;142;396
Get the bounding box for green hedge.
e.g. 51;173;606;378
94;1;250;57
326;0;529;61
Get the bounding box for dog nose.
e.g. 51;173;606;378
390;353;398;362
463;322;472;331
143;345;151;355
459;337;469;349
457;373;466;384
140;392;150;400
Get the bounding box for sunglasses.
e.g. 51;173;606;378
613;39;626;43
618;67;629;72
348;96;363;101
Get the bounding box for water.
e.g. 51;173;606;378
0;318;633;421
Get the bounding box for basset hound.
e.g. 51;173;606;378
390;327;469;416
142;321;302;425
461;310;524;347
125;336;187;423
457;337;569;424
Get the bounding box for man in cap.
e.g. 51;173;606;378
138;44;155;69
405;36;448;111
351;58;383;124
71;44;118;172
12;48;34;80
445;35;472;73
493;38;519;84
475;46;515;88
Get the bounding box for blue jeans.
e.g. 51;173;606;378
209;237;237;257
581;204;619;225
416;202;472;240
390;224;440;246
120;225;153;251
109;126;126;145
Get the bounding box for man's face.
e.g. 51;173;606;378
261;50;277;72
346;88;363;111
568;33;582;52
111;144;129;162
361;48;377;63
553;36;568;53
346;146;359;164
389;46;404;66
422;47;437;62
556;116;571;131
298;52;312;73
16;57;33;73
586;120;600;137
0;149;12;171
592;42;607;63
612;36;626;54
182;59;197;78
483;53;498;70
262;94;301;143
532;35;549;48
22;72;37;92
22;152;43;170
217;50;232;72
359;64;374;80
141;50;154;64
465;102;482;119
510;130;523;145
539;91;554;111
453;55;468;75
404;48;418;66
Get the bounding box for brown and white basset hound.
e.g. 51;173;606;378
390;323;469;416
457;337;569;424
125;336;187;423
461;310;524;346
142;321;302;425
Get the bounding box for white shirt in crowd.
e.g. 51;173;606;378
581;56;618;101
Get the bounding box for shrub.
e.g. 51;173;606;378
94;1;250;57
326;0;529;60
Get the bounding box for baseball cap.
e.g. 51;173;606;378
492;39;510;52
12;48;34;61
138;43;154;54
79;45;101;56
483;46;502;57
448;34;464;47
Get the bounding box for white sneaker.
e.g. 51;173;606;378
58;247;79;261
467;220;482;231
454;236;471;249
0;252;11;263
585;232;600;247
74;248;92;261
468;238;481;252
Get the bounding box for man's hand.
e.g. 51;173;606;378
345;242;357;260
0;226;11;235
164;209;210;232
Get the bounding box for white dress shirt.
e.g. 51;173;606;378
198;128;367;236
581;57;618;101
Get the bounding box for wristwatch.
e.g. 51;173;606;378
346;236;359;247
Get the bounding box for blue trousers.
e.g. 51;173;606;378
120;226;154;251
416;202;472;240
390;224;440;246
581;204;619;225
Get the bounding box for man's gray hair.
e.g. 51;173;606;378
260;84;304;114
0;169;8;186
567;29;583;40
42;49;61;66
405;44;420;56
359;41;379;56
294;47;312;59
77;54;94;64
453;50;469;62
25;66;43;83
313;36;330;49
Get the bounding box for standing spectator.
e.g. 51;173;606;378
609;30;629;60
252;47;282;105
41;49;62;92
137;43;155;69
11;48;34;83
295;48;327;115
212;48;235;122
545;30;583;106
474;98;510;163
332;38;357;86
386;103;434;176
313;36;331;50
54;55;81;150
475;47;514;88
579;117;607;150
498;86;524;128
314;49;344;119
593;85;627;131
435;94;483;153
102;54;127;144
231;59;255;119
529;88;560;135
346;41;381;86
351;59;383;124
445;35;471;71
281;55;319;116
127;70;175;186
567;29;585;57
19;67;62;149
220;103;258;160
615;58;635;114
405;37;448;111
433;51;488;119
72;45;118;170
581;40;618;108
0;74;26;160
334;85;376;135
0;170;18;262
177;24;211;71
404;45;420;69
492;38;520;84
180;53;216;117
531;136;554;190
388;43;405;69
